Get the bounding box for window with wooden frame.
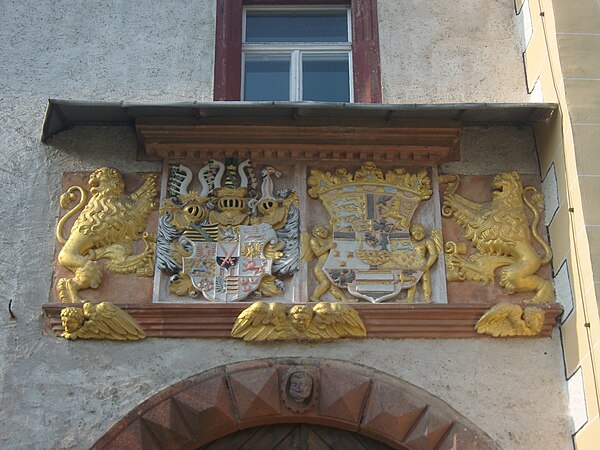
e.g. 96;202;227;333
214;0;382;103
242;6;353;102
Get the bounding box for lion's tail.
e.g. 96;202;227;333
56;186;88;244
523;186;552;265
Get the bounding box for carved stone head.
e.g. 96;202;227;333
282;367;319;412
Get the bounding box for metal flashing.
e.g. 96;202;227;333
41;99;557;142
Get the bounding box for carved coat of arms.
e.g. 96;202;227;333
307;163;440;303
180;223;278;301
156;159;300;302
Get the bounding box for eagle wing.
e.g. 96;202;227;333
475;303;524;337
305;303;366;340
231;302;288;341
79;302;145;340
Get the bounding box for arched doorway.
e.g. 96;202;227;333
198;423;394;449
92;358;500;450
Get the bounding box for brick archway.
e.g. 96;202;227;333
92;358;500;450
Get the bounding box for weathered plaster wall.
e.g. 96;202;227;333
378;0;529;103
0;0;216;101
443;126;540;175
0;1;572;450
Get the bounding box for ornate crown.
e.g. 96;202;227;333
307;162;432;201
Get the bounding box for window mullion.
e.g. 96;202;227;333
297;50;303;101
291;50;300;101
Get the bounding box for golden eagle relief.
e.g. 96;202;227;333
441;172;554;304
55;167;159;303
230;301;366;341
60;301;145;341
475;303;545;337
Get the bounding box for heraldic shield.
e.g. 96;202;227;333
308;163;434;303
155;158;301;302
180;223;278;302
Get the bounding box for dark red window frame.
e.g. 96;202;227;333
214;0;382;103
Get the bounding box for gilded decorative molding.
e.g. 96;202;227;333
230;301;366;341
306;162;440;303
56;167;158;303
156;159;300;301
441;172;554;303
475;303;544;337
60;301;145;341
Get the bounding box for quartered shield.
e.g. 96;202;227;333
322;186;425;303
180;223;277;302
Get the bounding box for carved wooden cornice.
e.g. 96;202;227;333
136;118;462;163
43;302;562;339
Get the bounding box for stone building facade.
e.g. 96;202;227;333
1;0;598;448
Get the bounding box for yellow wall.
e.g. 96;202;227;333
524;0;600;446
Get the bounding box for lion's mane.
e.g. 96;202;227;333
452;172;530;256
56;167;158;302
73;168;150;248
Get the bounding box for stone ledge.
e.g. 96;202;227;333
43;302;563;339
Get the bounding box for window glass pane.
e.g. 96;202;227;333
244;54;291;101
302;54;350;102
245;10;348;43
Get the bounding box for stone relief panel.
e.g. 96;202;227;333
305;162;446;304
53;168;159;305
49;159;560;339
154;159;301;303
153;159;447;305
439;172;554;305
52;168;160;340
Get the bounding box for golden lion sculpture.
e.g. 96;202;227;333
441;172;554;303
56;167;158;303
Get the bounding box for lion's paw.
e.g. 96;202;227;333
74;261;103;289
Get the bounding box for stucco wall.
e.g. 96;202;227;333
378;0;529;103
0;1;572;449
522;0;600;446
